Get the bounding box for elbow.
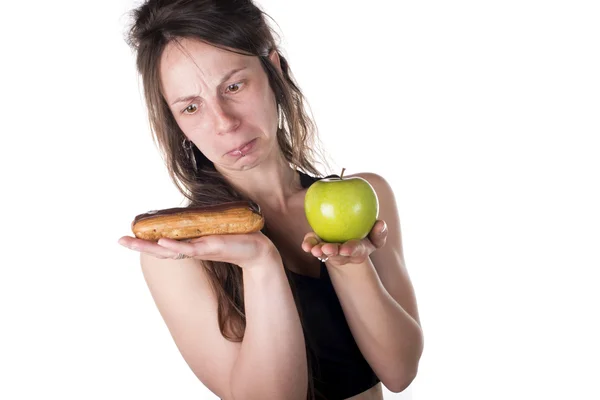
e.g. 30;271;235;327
385;329;424;392
230;388;305;400
229;373;307;400
382;367;418;393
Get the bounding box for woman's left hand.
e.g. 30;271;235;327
301;220;388;266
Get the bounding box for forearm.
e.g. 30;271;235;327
229;253;307;400
327;258;423;392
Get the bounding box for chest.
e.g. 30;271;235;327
263;203;323;279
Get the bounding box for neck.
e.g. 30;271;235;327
217;152;303;214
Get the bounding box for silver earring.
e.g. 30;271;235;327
182;138;198;172
277;104;284;131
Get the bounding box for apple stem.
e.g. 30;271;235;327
340;167;346;179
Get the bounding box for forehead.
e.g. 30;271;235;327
159;38;254;100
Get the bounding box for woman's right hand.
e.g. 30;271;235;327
117;231;279;269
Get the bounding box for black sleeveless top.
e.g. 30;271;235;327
287;171;380;400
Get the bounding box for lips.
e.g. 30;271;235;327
226;138;256;156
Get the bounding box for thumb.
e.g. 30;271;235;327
369;220;388;249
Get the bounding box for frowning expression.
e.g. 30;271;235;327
159;38;280;171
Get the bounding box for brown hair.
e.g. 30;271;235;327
125;0;331;397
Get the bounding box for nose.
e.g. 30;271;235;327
208;99;240;135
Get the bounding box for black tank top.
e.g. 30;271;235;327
288;171;380;400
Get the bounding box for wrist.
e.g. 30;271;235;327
326;257;373;278
242;244;282;270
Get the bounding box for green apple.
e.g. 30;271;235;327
304;168;379;243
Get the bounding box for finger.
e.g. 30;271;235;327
339;239;362;256
310;242;326;258
302;232;321;252
118;236;180;258
368;220;388;249
321;242;339;257
157;237;205;258
303;232;321;242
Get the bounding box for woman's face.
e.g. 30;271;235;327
159;38;280;172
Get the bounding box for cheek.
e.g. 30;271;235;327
173;118;214;153
245;78;277;127
193;137;222;162
175;114;206;140
175;112;199;130
253;92;278;133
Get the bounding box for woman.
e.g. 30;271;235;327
118;0;424;399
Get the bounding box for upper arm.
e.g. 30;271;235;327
355;172;422;327
140;253;241;399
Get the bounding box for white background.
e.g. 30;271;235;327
1;0;599;399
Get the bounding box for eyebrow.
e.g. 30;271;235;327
169;66;248;106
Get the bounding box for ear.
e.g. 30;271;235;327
268;49;283;75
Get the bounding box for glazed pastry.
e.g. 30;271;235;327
131;201;264;241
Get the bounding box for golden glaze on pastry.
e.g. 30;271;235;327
131;201;264;241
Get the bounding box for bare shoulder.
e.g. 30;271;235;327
139;253;241;398
349;172;395;196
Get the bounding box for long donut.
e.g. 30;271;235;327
131;201;264;241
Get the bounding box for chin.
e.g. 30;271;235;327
225;137;277;170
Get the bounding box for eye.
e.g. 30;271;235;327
183;104;198;115
226;82;244;94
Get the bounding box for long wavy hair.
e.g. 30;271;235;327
125;0;332;398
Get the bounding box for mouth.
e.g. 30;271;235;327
226;138;257;156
